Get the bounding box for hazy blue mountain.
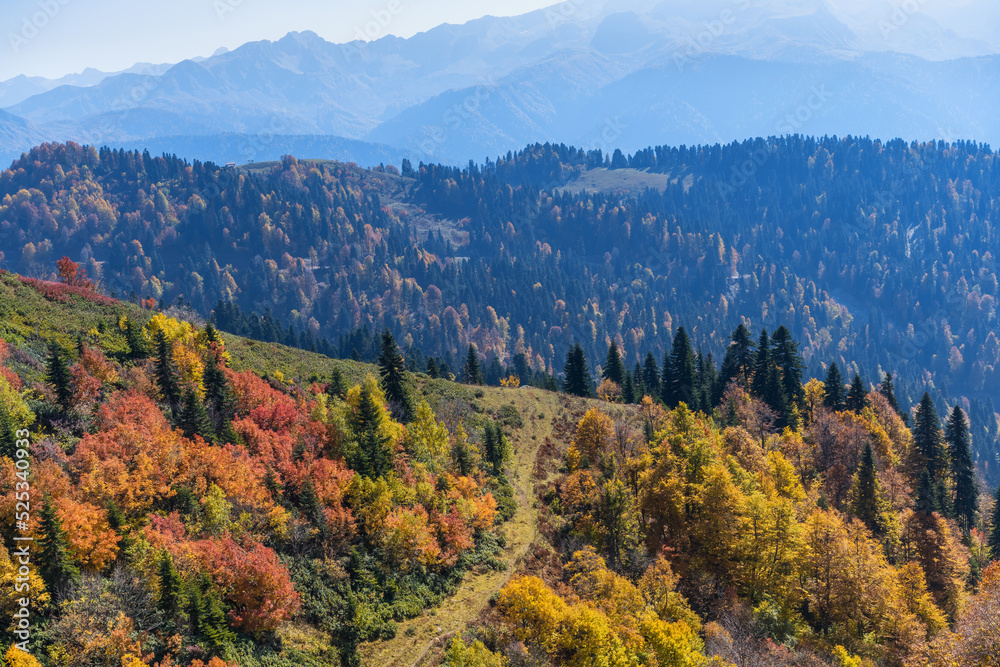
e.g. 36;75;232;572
2;0;997;166
0;109;47;167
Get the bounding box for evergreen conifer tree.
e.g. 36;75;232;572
913;392;948;483
750;328;772;399
770;326;805;410
326;367;346;399
426;357;439;379
669;327;696;407
642;352;660;398
350;381;392;478
879;372;907;423
846;373;869;412
38;495;80;600
45;341;73;409
604;341;625;386
849;443;892;538
946;405;977;530
378;330;412;420
158;551;184;622
660;350;675;406
562;343;592;397
822;363;845;411
632;362;646;399
462;343;483;385
153;328;180;411
179;388;215;441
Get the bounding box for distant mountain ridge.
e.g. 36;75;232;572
2;0;998;167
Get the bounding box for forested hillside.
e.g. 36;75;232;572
2;138;999;485
0;270;998;667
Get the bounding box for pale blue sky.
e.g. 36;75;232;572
2;0;558;79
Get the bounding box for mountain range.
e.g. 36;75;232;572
2;0;998;168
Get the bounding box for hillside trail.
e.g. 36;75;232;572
359;387;575;667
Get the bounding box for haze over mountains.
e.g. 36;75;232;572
2;0;998;167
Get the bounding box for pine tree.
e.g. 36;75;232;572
38;495;80;600
770;326;805;410
642;352;660;399
189;573;234;651
750;328;771;399
989;484;1000;558
463;343;483;385
45;341;73;409
822;363;845;411
179;388;215;441
378;330;412;420
945;405;977;530
846;373;869;412
562;343;592;397
913;392;948;484
153;328;180;411
849;443;892;538
603;341;625;386
426;357;439;379
158;551;184;622
669;327;696;407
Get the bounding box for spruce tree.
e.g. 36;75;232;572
350;381;392;478
483;421;511;477
123;316;149;360
326;366;346;399
622;371;635;404
750;328;771;399
846;373;869;412
770;326;805;410
426;357;439;379
603;341;625;386
45;341;73;409
913;392;948;483
642;352;660;398
179;389;215;441
378;330;412;420
822;363;845;411
153;329;180;411
849;443;892;538
0;408;17;460
158;551;184;622
763;363;789;426
562;343;592;397
632;362;646;399
945;405;977;530
38;495;80;600
719;323;755;390
462;343;483;385
669;327;696;407
660;351;675;406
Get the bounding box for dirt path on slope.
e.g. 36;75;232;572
359;388;566;667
